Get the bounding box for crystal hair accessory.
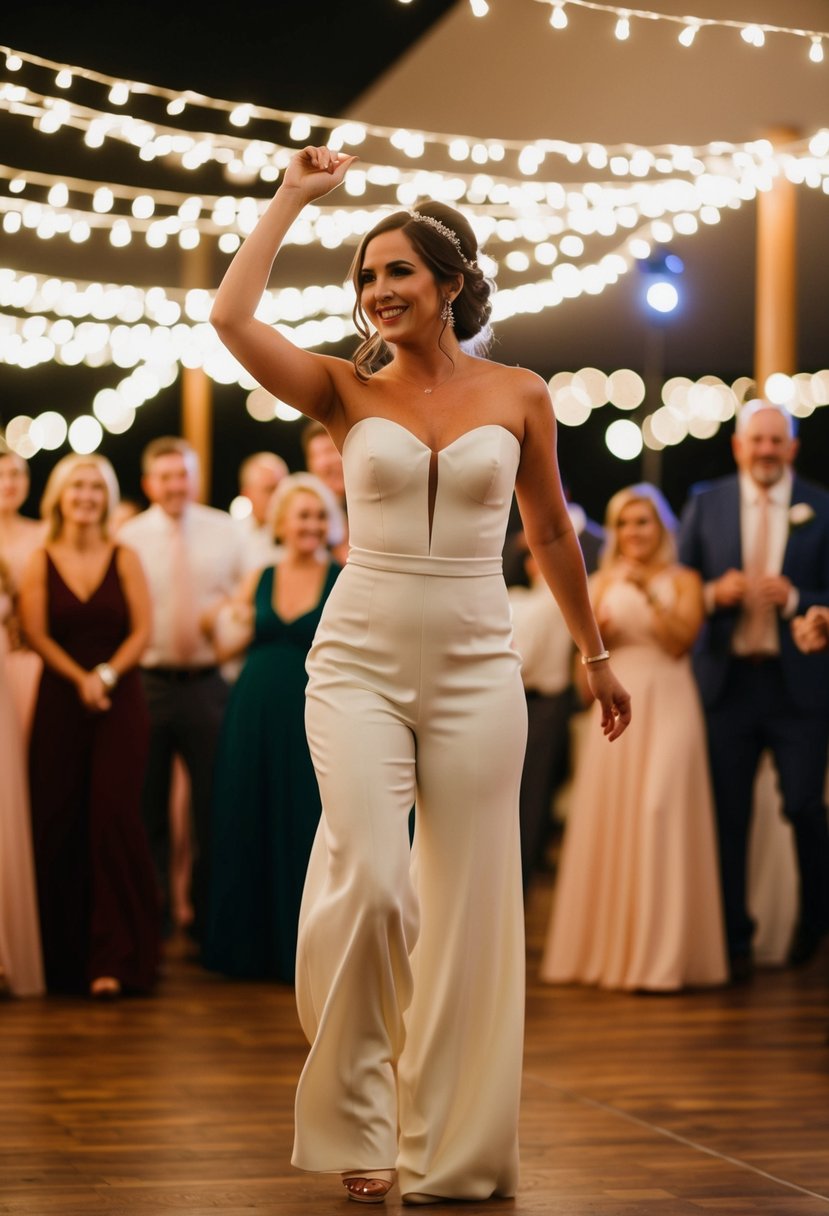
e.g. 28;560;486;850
408;211;476;269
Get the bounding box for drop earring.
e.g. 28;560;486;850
441;297;454;328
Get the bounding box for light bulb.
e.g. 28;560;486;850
615;13;630;41
550;3;568;30
678;22;698;47
469;0;489;16
108;81;130;105
809;37;824;64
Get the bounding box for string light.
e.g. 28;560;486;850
741;25;765;49
550;2;568;29
678;22;698;48
1;37;827;464
469;0;490;15
529;2;829;56
810;37;824;64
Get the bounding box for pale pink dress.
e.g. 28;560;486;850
0;521;45;995
540;572;728;991
0;631;44;995
1;521;45;735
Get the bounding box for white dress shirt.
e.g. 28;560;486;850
236;514;284;572
120;503;249;668
508;582;574;696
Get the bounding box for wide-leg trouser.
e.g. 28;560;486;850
293;553;527;1200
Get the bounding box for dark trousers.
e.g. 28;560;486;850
140;668;229;937
704;659;829;958
519;687;573;894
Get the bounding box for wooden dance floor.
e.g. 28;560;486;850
2;877;828;1215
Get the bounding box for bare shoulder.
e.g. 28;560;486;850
483;360;549;399
20;544;48;583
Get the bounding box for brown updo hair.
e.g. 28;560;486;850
349;202;494;380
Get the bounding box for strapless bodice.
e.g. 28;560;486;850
342;416;520;562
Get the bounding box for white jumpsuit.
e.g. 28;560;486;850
293;416;528;1200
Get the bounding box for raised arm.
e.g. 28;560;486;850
515;377;631;740
210;146;358;426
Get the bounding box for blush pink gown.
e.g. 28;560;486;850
541;572;728;991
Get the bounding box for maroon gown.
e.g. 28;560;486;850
29;547;160;993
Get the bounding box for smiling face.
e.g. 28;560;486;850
277;490;328;556
732;407;798;489
0;453;29;515
358;229;447;344
58;464;109;531
615;498;663;564
142;451;197;519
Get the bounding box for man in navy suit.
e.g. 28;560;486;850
678;400;829;980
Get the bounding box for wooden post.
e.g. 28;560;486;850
754;126;799;394
181;242;213;502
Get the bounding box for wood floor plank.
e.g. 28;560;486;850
1;878;827;1214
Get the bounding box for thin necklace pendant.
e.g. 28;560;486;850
424;387;433;394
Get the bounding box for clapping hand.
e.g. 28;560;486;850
792;604;829;654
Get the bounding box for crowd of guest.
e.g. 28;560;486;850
0;399;827;1001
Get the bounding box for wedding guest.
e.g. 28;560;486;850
119;437;249;939
678;401;829;979
204;476;339;981
506;531;576;895
111;496;193;933
19;454;159;997
541;483;728;991
301;420;348;561
0;449;46;733
237;451;289;568
0;578;44;998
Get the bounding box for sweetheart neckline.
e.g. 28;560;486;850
342;416;521;458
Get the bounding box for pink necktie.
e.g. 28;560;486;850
168;519;200;665
743;489;772;652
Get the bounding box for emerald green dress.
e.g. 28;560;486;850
204;561;339;982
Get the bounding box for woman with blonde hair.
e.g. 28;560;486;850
541;482;728;991
19;453;160;997
204;474;339;982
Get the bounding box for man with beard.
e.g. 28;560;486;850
678;400;829;981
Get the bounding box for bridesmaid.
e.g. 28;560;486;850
541;483;728;991
204;475;339;982
0;449;46;734
0;589;44;997
19;453;160;998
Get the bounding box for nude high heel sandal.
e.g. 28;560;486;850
341;1170;396;1204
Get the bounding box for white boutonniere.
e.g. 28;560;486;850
788;502;816;531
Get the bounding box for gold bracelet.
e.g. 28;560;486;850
581;649;611;666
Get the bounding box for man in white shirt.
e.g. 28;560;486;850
506;530;578;895
236;451;288;570
120;437;249;939
679;401;829;980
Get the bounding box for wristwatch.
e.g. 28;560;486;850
94;662;118;690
